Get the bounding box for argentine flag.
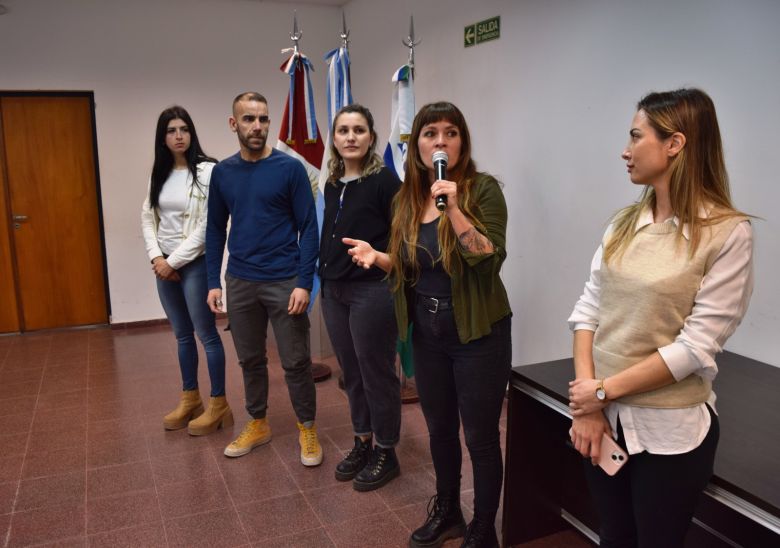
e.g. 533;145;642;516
383;64;415;181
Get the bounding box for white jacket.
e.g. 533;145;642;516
140;162;215;270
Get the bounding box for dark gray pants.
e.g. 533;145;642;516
412;302;512;520
321;279;400;447
226;274;316;423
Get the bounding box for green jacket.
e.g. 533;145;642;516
394;172;511;344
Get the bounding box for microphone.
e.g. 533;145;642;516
432;151;449;212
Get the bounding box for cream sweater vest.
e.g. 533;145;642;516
594;215;746;408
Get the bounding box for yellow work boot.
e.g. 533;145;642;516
223;418;272;457
163;389;203;430
297;421;323;467
188;396;234;436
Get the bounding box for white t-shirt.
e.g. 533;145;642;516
156;169;189;255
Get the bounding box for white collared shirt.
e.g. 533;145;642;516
568;209;754;455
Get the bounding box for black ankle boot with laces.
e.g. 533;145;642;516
335;436;372;481
460;513;498;548
409;493;466;547
352;445;400;491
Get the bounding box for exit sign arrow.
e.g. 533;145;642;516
465;26;476;46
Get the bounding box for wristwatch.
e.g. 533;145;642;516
595;378;607;401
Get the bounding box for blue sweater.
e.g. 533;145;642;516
206;149;318;290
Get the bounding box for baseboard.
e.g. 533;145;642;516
110;313;227;330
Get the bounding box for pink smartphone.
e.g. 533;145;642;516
598;433;629;476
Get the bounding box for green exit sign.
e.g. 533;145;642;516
464;16;500;48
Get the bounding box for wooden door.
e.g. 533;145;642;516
0;95;108;331
0;110;21;332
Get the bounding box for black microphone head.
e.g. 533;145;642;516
432;150;449;166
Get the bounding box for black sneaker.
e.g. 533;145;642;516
335;436;372;481
409;493;466;547
352;445;400;491
460;514;498;548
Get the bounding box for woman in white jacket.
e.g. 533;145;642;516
141;105;232;435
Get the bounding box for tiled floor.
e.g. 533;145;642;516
0;323;591;547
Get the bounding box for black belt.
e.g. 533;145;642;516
415;294;453;313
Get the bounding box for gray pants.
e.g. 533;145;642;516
226;274;316;423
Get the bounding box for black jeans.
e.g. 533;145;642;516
225;274;316;423
321;279;401;447
583;405;719;548
412;297;512;519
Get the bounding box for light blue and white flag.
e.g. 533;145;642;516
297;46;353;311
383;64;415;181
317;46;353;235
383;64;416;377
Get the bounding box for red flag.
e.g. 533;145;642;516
276;54;324;193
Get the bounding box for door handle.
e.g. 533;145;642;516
13;214;28;222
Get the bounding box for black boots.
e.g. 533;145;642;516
460;513;499;548
336;438;401;491
353;445;400;491
409;493;466;547
335;436;372;481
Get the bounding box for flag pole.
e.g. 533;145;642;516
290;10;302;57
340;10;350;50
278;12;332;382
398;15;421;404
402;15;421;78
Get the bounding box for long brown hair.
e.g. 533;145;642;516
326;104;383;183
387;102;484;289
604;88;744;263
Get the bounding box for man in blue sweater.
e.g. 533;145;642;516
206;92;321;466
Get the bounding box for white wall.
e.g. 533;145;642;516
0;0;340;323
343;0;780;367
2;0;777;367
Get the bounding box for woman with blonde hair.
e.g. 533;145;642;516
320;104;403;490
568;88;753;547
345;101;511;548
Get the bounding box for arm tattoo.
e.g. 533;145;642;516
458;227;493;254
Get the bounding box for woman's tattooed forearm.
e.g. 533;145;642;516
458;228;493;254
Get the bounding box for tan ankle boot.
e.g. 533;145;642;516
163;389;203;430
188;396;234;436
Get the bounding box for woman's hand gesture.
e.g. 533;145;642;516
342;238;377;270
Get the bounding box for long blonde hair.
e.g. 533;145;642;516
326;104;383;183
387;102;485;290
604;88;744;263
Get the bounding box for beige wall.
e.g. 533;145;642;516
0;0;340;325
344;0;780;366
2;0;778;366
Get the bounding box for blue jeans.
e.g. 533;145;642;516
412;297;512;520
321;279;400;447
156;255;226;396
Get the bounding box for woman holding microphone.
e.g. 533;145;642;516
345;101;511;548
